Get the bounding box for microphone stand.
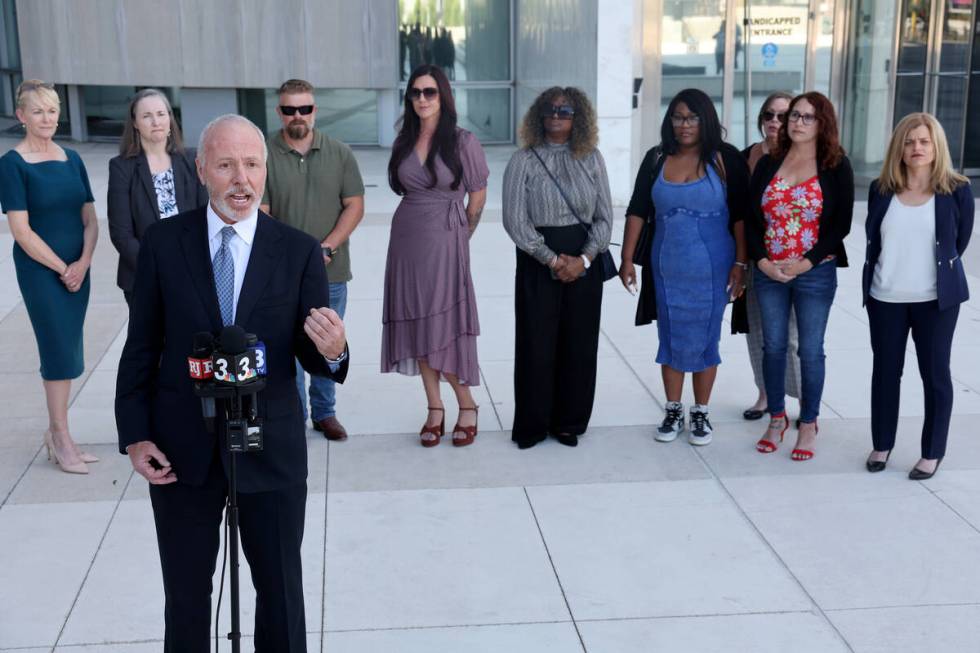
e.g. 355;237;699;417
198;379;265;653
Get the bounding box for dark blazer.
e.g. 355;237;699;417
626;142;750;332
107;150;208;293
863;180;974;310
746;153;855;267
115;207;349;493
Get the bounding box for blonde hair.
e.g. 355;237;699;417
16;79;60;111
877;112;967;195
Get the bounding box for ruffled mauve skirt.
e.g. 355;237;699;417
381;199;480;385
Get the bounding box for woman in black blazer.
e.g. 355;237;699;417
745;91;853;461
863;112;974;480
108;89;207;304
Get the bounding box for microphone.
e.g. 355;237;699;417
189;332;216;432
213;325;260;386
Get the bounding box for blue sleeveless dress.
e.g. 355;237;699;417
650;163;734;372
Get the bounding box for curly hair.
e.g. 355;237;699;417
773;91;845;169
519;86;598;159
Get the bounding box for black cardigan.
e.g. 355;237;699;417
626;142;750;332
745;153;854;267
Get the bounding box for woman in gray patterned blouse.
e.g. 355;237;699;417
503;87;613;449
107;89;207;304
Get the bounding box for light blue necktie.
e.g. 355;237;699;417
213;226;236;326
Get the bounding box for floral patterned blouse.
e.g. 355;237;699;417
152;168;179;219
761;175;823;261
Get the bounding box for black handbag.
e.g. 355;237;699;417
631;148;666;266
530;148;617;282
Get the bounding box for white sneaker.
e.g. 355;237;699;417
655;402;684;442
688;407;713;446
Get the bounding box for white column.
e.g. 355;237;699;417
596;0;644;207
377;89;398;147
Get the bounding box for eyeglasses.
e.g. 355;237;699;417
762;110;786;123
788;111;817;126
407;87;439;101
670;113;700;127
540;105;575;120
21;80;55;91
279;105;314;116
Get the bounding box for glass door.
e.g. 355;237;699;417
965;4;980;173
893;0;976;168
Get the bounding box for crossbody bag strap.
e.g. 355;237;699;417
530;147;591;236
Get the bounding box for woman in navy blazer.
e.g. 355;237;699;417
108;89;207;304
864;112;974;480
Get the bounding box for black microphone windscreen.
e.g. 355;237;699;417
219;325;248;354
192;332;214;356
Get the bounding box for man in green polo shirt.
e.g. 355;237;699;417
261;78;365;441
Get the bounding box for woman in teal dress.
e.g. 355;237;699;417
0;80;100;474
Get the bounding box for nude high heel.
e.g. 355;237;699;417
44;430;89;475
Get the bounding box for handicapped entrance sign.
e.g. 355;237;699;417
762;42;778;67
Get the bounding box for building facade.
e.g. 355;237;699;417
3;0;979;203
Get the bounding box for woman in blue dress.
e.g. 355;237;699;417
0;80;99;474
619;89;750;446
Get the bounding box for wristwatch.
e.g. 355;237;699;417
580;255;591;269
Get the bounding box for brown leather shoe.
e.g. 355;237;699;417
314;416;348;441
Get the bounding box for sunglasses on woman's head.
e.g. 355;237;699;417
407;87;439;101
540;105;575;120
279;105;314;116
762;110;786;122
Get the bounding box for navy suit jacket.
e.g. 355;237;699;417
115;207;349;492
863;180;974;311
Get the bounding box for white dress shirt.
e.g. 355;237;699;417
206;202;258;324
205;202;345;367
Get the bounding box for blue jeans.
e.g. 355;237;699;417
297;282;347;422
754;260;837;423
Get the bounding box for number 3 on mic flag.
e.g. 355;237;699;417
255;341;267;376
213;351;258;384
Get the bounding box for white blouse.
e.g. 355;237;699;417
870;195;937;303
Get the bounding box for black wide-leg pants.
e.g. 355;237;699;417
512;226;603;446
149;451;308;652
866;297;959;459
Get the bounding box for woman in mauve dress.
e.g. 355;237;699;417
382;64;489;448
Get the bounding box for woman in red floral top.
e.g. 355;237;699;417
745;92;854;462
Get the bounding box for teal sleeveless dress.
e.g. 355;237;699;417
0;149;93;380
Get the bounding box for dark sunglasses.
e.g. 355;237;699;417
762;110;786;122
279;105;314;116
540;105;575;120
407;87;439;101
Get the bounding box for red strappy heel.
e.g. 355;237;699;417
756;412;788;454
420;407;445;448
791;419;819;461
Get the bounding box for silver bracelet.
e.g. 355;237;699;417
734;261;749;270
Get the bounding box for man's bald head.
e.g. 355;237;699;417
196;114;268;222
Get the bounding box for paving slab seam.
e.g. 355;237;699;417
478;367;505;432
917;484;980;537
573;608;819;623
319;441;331;653
598;327;664;411
691;447;858;653
522;487;589;653
50;470;137;652
322;618;577;634
823;600;980;612
0;446;43;508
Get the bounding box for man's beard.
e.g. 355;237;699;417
286;120;310;139
209;183;259;220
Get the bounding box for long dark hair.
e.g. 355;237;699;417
388;65;463;194
660;88;724;177
119;88;184;158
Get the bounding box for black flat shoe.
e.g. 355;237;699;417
742;408;765;420
866;450;891;473
556;434;578;447
909;457;943;481
516;439;542;450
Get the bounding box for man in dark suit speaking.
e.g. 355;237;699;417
115;114;349;652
